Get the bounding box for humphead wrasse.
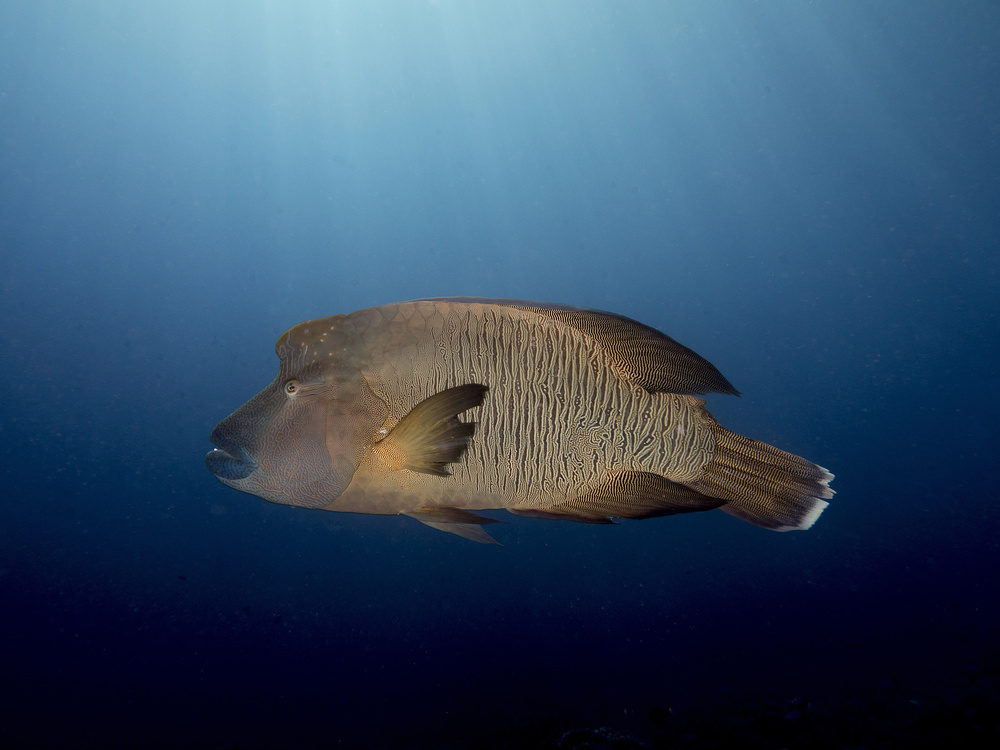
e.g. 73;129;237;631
206;298;833;543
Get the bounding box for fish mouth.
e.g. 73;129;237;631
206;428;257;482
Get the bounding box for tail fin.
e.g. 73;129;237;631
691;421;834;531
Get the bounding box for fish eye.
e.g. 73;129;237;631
284;379;300;395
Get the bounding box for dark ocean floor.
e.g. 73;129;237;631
365;661;1000;750
5;663;998;750
2;599;997;749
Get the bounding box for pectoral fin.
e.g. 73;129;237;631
404;506;501;544
376;384;488;476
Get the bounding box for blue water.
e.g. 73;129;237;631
2;2;998;747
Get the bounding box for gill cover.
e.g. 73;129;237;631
206;319;386;508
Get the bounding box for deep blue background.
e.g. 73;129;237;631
1;2;998;747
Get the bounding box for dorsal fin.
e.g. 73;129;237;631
425;298;739;396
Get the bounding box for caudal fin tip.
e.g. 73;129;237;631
797;498;829;530
770;497;830;532
816;468;836;501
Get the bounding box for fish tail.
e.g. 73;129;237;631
690;422;834;531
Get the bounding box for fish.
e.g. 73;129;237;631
206;298;834;544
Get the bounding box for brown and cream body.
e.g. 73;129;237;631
207;298;833;543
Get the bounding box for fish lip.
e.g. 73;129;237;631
206;428;257;481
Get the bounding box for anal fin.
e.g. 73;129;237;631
404;506;501;544
507;508;618;525
510;471;724;524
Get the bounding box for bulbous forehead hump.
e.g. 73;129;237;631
275;314;348;367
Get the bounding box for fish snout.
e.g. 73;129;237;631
206;425;257;482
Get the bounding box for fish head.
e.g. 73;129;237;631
206;316;386;508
